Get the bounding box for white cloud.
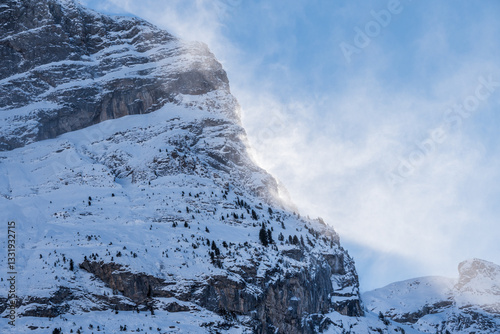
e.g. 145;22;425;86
246;72;500;284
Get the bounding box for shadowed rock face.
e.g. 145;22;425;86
0;0;231;150
6;252;362;333
78;255;362;334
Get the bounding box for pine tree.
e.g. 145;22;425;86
259;226;268;246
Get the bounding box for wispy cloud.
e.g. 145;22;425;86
236;2;500;288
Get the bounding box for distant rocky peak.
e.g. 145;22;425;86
457;258;500;291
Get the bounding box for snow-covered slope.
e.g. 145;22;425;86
0;101;362;333
0;1;365;333
363;259;500;333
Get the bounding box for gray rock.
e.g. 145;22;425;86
0;0;231;150
77;248;362;334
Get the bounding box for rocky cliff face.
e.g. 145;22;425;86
0;0;232;151
77;250;362;334
0;1;363;333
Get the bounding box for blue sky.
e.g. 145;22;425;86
80;0;500;290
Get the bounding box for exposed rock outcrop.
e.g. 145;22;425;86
76;249;362;333
0;0;232;150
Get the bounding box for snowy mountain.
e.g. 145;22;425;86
0;1;498;333
363;259;500;333
0;1;364;333
0;101;363;333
